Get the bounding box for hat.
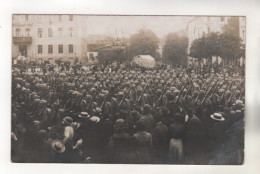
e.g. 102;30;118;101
78;112;90;118
86;95;92;100
71;122;80;129
51;140;65;153
235;100;243;106
90;88;96;92
114;119;125;130
93;107;102;113
210;113;225;121
116;92;124;96
39;100;47;104
143;104;151;112
89;116;100;124
219;89;225;93
62;116;73;125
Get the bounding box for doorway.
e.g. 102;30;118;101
19;45;27;57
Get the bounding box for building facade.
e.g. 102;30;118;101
12;15;88;65
186;16;246;66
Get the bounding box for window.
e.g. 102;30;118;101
38;28;43;38
48;28;53;37
48;45;53;54
58;28;63;37
221;17;225;21
69;44;73;53
69;28;73;37
25;28;30;36
25;15;28;21
58;45;63;53
38;45;43;54
69;15;73;21
16;28;20;37
59;15;62;22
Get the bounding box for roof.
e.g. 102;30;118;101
134;55;155;60
87;43;106;52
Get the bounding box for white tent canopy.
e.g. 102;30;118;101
133;55;156;68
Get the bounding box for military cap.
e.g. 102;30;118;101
97;94;105;98
116;92;124;96
76;92;83;97
72;91;78;95
165;90;172;95
90;88;96;92
226;90;231;95
39;100;47;104
219;89;225;93
156;89;162;94
143;104;151;111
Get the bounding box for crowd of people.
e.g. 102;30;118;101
11;62;245;164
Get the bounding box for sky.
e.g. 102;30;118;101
84;15;192;38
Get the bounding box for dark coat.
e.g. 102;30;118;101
151;122;169;163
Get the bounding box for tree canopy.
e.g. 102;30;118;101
127;29;160;61
189;30;243;65
162;32;188;66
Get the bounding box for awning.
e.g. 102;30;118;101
133;55;156;68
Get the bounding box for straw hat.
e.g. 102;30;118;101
210;113;225;121
51;139;65;153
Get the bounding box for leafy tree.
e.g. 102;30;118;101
219;32;243;66
128;29;160;60
162;32;188;66
189;35;207;66
219;17;244;66
189;31;243;66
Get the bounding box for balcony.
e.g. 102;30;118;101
13;37;32;44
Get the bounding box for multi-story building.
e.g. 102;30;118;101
186;16;246;66
12;14;88;65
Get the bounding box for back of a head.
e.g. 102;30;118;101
135;120;146;132
174;112;184;124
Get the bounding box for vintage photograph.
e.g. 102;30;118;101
11;15;245;164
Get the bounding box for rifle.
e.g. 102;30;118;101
184;83;193;100
158;81;169;102
200;82;215;105
203;74;215;90
176;83;187;103
228;79;242;103
209;82;220;99
118;86;132;108
100;86;113;110
87;86;100;110
137;82;149;103
238;87;245;100
219;81;232;101
73;85;90;112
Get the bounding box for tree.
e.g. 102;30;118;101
219;17;244;66
219;32;243;66
127;29;160;61
189;35;208;67
162;32;188;66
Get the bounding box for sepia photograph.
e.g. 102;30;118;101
11;14;245;164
